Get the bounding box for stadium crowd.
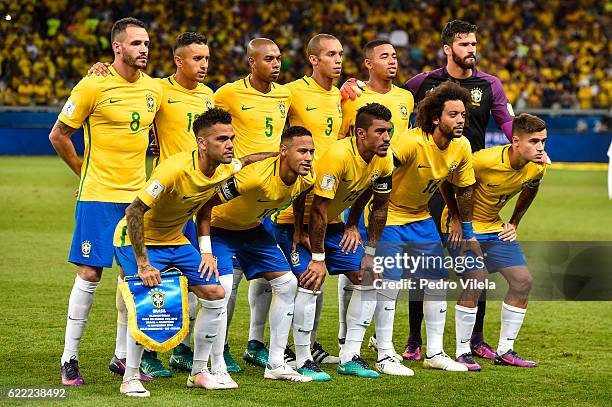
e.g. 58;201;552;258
0;0;609;109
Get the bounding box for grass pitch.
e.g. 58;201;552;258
0;157;610;406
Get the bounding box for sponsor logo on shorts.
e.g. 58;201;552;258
81;240;91;257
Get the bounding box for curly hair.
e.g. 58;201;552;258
415;81;471;134
193;108;232;137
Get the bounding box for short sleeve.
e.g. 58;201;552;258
313;150;345;199
137;162;176;208
58;77;97;129
448;140;476;187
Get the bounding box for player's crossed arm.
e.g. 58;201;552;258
125;197;161;287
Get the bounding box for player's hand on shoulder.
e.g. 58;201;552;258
87;62;111;77
138;263;162;287
339;224;361;254
198;253;219;282
339;78;366;101
299;260;327;291
498;223;517;242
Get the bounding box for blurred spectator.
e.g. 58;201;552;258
0;0;609;109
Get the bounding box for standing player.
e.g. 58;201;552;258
48;17;163;386
338;39;414;352
401;20;516;361
441;113;548;368
271;33;344;371
299;103;394;379
203;126;316;382
113;108;271;396
373;82;478;372
213;38;292;369
87;32;217;378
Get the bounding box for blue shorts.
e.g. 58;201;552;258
212;225;290;280
114;244;220;286
182;218;198;250
341;208;368;242
69;201;129;268
271;222;363;275
444;232;527;273
376;218;448;280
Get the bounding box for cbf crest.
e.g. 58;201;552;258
151;291;165;308
146;93;156;112
205;98;213;110
400;103;408;119
279;102;286;118
448;161;458;178
470;87;482;107
81;240;91;257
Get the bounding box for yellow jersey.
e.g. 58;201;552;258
153;76;214;164
313;137;394;223
388;128;475;225
58;66;163;202
275;76;343;225
214;75;291;158
441;145;547;234
339;84;414;139
211;156;315;231
113;151;242;246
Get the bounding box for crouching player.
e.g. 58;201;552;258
113;108;272;396
202;126;316;382
441;113;548;368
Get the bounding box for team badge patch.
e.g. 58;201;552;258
448;162;458;178
279;102;286;117
400;104;408;119
337;102;342;115
151;291;165;308
205;98;213;110
62;99;76;117
146;93;155;112
470;88;482;106
81;240;91;257
290;250;300;266
146;179;165;199
320;174;336;191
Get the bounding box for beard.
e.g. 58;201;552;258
122;49;147;69
452;51;476;70
438;122;462;139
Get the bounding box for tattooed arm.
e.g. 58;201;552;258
238;151;279;167
292;187;313;252
125;197;160;286
299;194;331;291
48;120;82;177
454;184;475;222
366;191;390;249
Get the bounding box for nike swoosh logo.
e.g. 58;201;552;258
417;164;431;169
297;328;309;333
306;106;317;111
183;195;195;200
487;183;500;187
439;309;446;313
205;334;216;338
257;199;272;203
341;178;352;182
339;366;346;372
287;312;294;316
384;307;394;311
168;99;181;104
460;339;470;344
246;352;255;358
109;98;121;104
241;105;255;110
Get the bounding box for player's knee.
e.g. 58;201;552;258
77;265;102;282
270;272;297;295
513;271;533;295
193;284;225;301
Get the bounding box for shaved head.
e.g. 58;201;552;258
247;38;278;58
307;34;339;57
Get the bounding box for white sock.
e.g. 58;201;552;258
339;285;376;364
248;277;272;343
293;287;318;368
424;284;447;357
61;275;99;364
337;274;353;343
192;297;225;375
124;331;144;380
310;283;324;347
375;282;400;360
181;292;198;347
225;267;243;345
267;273;297;369
497;302;527;355
211;275;233;373
114;276;127;359
455;304;478;357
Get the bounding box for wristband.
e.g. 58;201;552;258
461;222;474;239
311;252;325;262
198;236;212;254
364;245;376;256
